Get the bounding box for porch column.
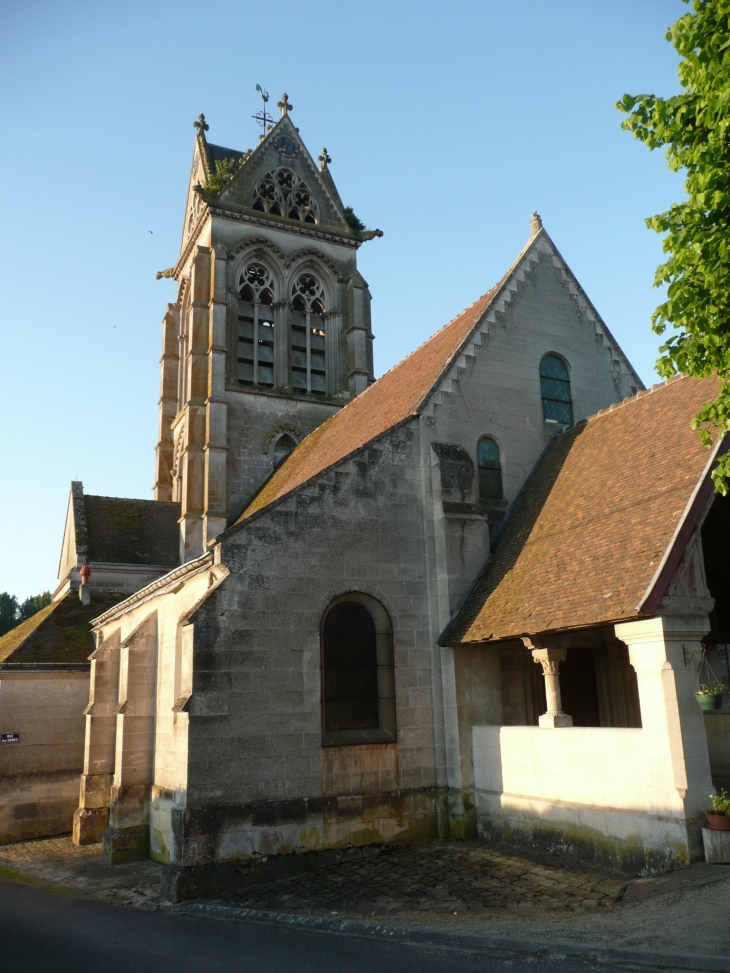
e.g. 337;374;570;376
615;613;713;861
523;639;573;727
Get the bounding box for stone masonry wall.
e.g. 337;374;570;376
180;422;439;869
0;672;89;843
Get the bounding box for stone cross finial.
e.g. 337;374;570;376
194;113;209;138
318;148;332;172
530;211;543;235
277;93;293;116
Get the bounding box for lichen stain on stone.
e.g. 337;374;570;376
478;813;689;875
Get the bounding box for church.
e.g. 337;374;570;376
2;98;729;899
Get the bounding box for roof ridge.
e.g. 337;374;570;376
84;494;179;504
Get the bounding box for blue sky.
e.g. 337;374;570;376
1;0;685;599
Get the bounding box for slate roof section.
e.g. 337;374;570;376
0;593;121;666
443;374;722;644
205;142;245;173
84;497;180;566
237;286;501;523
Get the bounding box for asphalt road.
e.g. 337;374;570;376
0;878;643;973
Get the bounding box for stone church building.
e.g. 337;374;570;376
3;100;729;895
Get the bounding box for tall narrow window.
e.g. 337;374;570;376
321;594;396;746
478;437;503;501
291;273;326;395
540;354;573;424
238;263;275;388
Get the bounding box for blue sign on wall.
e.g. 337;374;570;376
1;733;20;744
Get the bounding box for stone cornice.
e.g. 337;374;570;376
210;207;360;249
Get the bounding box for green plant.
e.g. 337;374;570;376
618;0;730;493
206;157;243;196
696;682;728;695
708;788;730;816
343;206;366;233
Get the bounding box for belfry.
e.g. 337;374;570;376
153;101;383;560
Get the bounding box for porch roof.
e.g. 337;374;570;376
443;374;722;645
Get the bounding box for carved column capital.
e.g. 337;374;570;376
522;638;572;728
529;646;567;675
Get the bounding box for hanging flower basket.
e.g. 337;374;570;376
695;691;723;711
695;680;727;711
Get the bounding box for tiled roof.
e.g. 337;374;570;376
84;497;180;566
237;286;501;523
444;375;722;644
0;593;122;666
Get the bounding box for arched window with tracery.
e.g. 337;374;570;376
290;273;326;394
237;262;275;388
321;593;396;746
477;437;503;501
252;168;318;224
540;354;573;424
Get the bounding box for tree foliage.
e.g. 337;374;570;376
618;0;730;492
0;591;52;637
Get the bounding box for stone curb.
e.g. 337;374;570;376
173;901;730;972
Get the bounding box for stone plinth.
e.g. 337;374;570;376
702;827;730;864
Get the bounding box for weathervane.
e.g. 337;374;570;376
252;85;274;137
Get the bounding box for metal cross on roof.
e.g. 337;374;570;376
277;93;293;115
318;148;332;172
253;85;274;134
193;113;209;138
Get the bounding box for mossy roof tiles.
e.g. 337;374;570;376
444;374;722;644
0;593;121;666
84;497;180;566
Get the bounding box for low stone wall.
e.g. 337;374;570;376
472;725;698;874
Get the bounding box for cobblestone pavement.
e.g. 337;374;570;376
0;836;625;918
0;836;163;909
222;841;626;918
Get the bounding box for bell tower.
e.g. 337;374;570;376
153;99;382;562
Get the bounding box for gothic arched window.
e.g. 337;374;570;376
321;594;396;746
540;354;573;424
290;273;326;395
273;433;297;468
477;437;503;501
237;262;275;388
252;168;318;224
